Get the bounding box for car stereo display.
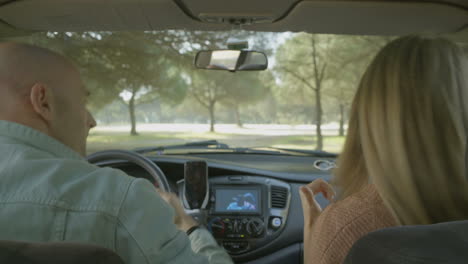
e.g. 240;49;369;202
215;187;261;214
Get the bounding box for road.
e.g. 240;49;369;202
92;123;344;136
87;123;345;155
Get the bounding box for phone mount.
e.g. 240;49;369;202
179;161;210;210
177;179;210;225
181;180;210;210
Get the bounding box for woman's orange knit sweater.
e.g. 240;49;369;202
305;184;398;264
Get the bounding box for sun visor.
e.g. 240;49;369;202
0;0;465;35
247;1;468;35
0;0;222;32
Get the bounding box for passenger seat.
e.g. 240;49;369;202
343;220;468;263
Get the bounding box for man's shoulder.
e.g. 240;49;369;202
0;147;139;216
52;160;139;215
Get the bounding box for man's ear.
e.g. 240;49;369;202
30;83;54;122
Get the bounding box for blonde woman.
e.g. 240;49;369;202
300;35;468;264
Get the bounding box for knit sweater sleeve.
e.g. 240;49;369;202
305;185;397;264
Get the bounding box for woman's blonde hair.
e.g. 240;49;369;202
334;35;468;225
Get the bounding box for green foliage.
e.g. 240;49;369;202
223;71;271;105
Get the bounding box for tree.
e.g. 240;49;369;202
275;34;334;150
324;35;391;136
100;32;188;135
190;70;232;132
221;71;270;127
177;30;274;131
274;33;391;148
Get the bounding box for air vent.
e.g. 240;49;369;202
271;186;288;208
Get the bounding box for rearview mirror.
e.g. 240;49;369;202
195;50;268;72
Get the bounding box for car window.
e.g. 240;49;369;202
8;31;401;155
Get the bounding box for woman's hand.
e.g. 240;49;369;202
300;179;336;264
299;178;336;229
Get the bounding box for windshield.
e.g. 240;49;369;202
11;31;392;155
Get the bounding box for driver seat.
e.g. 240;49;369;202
0;240;125;264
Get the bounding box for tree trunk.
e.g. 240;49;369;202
234;104;243;128
129;93;138;136
339;103;345;137
315;90;323;150
311;35;324;151
209;101;216;132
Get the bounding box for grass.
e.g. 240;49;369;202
87;130;345;155
271;135;345;153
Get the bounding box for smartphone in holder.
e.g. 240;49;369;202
183;160;209;210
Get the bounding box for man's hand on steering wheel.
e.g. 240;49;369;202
157;190;198;232
87;150;199;232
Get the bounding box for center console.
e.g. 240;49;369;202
179;175;291;255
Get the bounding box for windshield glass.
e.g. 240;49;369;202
11;31;392;155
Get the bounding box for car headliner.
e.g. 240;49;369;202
0;0;466;37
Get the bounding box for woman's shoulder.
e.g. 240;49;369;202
309;185;397;263
317;184;396;232
327;184;382;210
352;184;381;201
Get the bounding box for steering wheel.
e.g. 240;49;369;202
87;150;170;192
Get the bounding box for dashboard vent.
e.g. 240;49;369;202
271;186;288;208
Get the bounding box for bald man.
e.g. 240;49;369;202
0;43;232;264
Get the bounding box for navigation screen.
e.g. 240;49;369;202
215;188;260;213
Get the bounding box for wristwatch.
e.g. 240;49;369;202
186;225;202;236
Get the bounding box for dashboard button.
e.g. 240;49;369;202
223;241;248;253
208;217;225;236
271;217;282;229
246;218;264;237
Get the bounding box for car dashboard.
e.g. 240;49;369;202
94;153;334;264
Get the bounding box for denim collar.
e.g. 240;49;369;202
0;120;83;160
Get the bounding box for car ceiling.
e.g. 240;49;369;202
0;0;466;36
